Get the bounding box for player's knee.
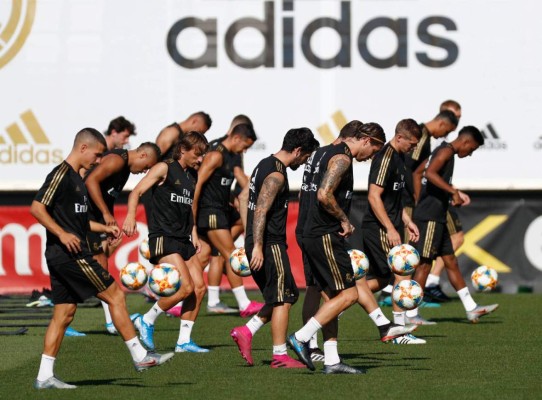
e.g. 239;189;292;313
345;287;359;305
194;282;207;299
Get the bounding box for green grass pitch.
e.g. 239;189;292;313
0;292;541;400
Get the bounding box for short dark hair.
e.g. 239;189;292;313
231;123;257;142
458;126;484;145
190;111;213;130
396;119;422;139
137;142;162;159
74;127;107;148
339;120;364;138
106;116;136;136
173;131;209;159
435;110;459;127
440;99;461;112
281;127;319;154
360;122;386;145
230;114;253;129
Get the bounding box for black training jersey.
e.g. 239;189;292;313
85;149;130;215
199;142;237;211
245;155;289;248
363;142;407;229
414;142;455;223
296;147;327;236
34;161;93;264
403;124;431;207
303;142;354;238
148;159;197;240
162;122;183;160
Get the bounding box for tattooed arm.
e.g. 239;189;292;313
250;172;285;271
316;154;354;237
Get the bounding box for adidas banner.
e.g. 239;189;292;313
1;195;542;294
0;0;541;190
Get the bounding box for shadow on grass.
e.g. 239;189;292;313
72;378;142;387
431;317;503;325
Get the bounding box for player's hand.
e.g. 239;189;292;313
105;225;120;238
192;234;202;254
338;219;355;238
406;221;419;243
106;233;123;256
451;190;464;206
59;231;82;254
250;245;264;271
122;216;137;237
104;212;117;227
457;190;471;206
386;228;402;247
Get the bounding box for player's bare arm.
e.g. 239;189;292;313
123;162;168;236
193;151;223;221
233;166;249;189
424;147;463;206
85;153;125;226
368;183;401;246
317;154;354;237
30;200;82;254
251;172;285;271
155;125;178;156
90;220;120;238
412;158;427;203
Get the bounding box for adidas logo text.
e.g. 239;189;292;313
479;123;506;151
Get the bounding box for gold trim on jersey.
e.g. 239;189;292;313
275;161;284;174
323;234;344;290
376;147;394;187
271;244;285;302
446;212;457;235
42;163;69;206
155;236;164;257
423;221;436;258
412;130;429;161
76;259;107;292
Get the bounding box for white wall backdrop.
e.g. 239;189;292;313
1;0;541;190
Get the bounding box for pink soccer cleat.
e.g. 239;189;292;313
270;354;306;369
230;325;254;366
166;304;182;318
239;301;264;318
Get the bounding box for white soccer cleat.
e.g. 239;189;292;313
466;304;499;323
391;333;427;344
33;376;77;389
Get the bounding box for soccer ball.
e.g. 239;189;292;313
347;249;369;280
392;280;424;310
148;263;181;297
387;244;420;276
120;262;148;290
139;238;150;260
229;247;251;277
471;266;498;292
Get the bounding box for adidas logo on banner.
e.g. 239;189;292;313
0;110;63;164
317;110;348;144
479;123;506;150
533;136;542;150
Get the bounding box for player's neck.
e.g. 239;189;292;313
222;136;235;152
273;150;291;167
65;154;83;172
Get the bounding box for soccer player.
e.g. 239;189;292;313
296;121;413;363
104;116;137;150
287;121;387;373
424;100;464;302
361;119;425;344
409;126;499;323
155;111;212;159
230;128;319;368
31;128;172;389
123;132;211;353
194;122;264;316
84;142;161;333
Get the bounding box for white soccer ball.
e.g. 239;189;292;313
139;238;150;260
392;279;424;310
120;262;148;290
347;249;369;280
229;247;251;277
387;244;420;276
148;263;181;297
471;266;498;292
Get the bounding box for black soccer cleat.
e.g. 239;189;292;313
286;333;315;371
323;362;366;374
424;285;451;302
